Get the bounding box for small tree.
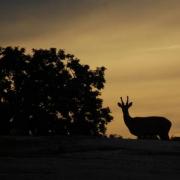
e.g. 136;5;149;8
0;47;113;136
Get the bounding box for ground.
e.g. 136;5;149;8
0;136;180;180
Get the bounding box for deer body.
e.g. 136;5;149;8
118;97;171;140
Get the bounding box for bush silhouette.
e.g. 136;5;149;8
0;47;113;136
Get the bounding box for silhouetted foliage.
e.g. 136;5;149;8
0;47;113;136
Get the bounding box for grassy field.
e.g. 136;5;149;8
0;136;180;180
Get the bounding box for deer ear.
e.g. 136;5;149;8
128;102;133;107
117;102;122;107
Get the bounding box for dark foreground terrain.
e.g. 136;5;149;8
0;136;180;180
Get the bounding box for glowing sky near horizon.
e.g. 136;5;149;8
1;0;180;138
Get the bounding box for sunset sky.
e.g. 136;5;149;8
1;0;180;138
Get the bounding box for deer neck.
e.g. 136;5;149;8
122;109;132;126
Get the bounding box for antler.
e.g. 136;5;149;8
118;96;132;108
120;97;124;105
126;96;129;105
120;96;130;105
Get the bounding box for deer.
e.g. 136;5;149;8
117;96;172;140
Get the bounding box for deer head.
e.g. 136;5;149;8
117;96;132;113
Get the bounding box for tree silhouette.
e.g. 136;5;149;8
0;47;113;136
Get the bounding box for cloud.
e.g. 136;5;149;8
0;0;108;44
144;45;180;52
1;0;180;46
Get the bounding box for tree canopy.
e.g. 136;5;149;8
0;47;113;136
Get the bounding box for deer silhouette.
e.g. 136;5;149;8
117;96;172;140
